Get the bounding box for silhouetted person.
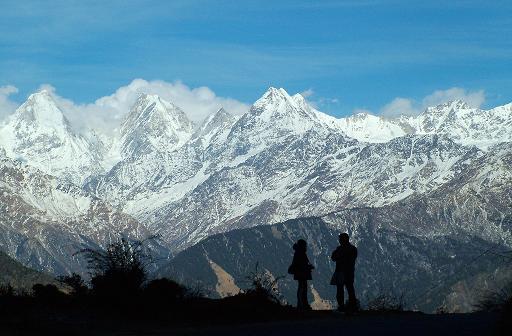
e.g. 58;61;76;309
288;239;314;310
330;233;357;312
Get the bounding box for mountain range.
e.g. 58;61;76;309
0;87;511;311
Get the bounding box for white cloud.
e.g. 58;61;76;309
380;87;486;118
380;97;416;118
0;85;19;121
300;88;340;110
300;88;314;98
422;88;485;109
37;79;250;135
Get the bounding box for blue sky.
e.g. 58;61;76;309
1;0;511;118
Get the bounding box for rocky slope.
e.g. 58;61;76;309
85;88;512;253
162;153;512;312
0;150;168;274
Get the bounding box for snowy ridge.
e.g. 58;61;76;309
0;86;512;273
335;112;407;143
0;151;164;274
336;99;512;148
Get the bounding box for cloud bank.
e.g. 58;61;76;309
380;87;486;118
6;79;250;135
0;85;19;121
0;81;489;137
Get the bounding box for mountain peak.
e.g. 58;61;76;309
136;92;162;103
425;100;472;114
126;94;188;125
192;107;236;142
120;93;193;157
444;99;471;110
265;86;289;96
12;89;69;131
210;107;232;120
254;87;294;108
291;93;309;109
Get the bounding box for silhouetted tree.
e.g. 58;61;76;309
78;237;152;299
58;273;88;297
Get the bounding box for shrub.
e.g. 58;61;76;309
144;278;187;303
78;237;152;299
32;284;63;300
243;263;283;304
0;284;14;297
475;281;512;313
366;289;406;312
58;273;88;297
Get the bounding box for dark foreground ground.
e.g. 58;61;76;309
0;310;502;336
133;311;498;336
0;292;507;336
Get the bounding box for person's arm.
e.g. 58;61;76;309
292;253;299;266
306;254;315;269
331;247;339;261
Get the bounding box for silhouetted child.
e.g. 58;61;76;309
330;233;358;312
288;239;314;310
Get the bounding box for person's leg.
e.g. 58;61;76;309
336;285;345;310
296;280;303;308
301;280;309;309
346;273;356;310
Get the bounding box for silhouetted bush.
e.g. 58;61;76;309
144;278;187;303
243;263;283;304
32;284;63;300
0;284;14;297
435;305;449;314
475;280;512;335
366;289;406;312
475;281;512;313
78;237;151;299
185;281;209;299
58;273;88;297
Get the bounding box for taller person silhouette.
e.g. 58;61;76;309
330;233;358;312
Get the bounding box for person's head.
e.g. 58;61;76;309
339;233;350;245
293;239;307;252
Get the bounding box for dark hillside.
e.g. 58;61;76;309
0;251;56;289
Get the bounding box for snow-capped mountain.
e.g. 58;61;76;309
0;91;103;184
0;149;169;274
83;88;512;252
335;112;407;143
120;94;194;158
337;99;512;149
0;86;511;287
